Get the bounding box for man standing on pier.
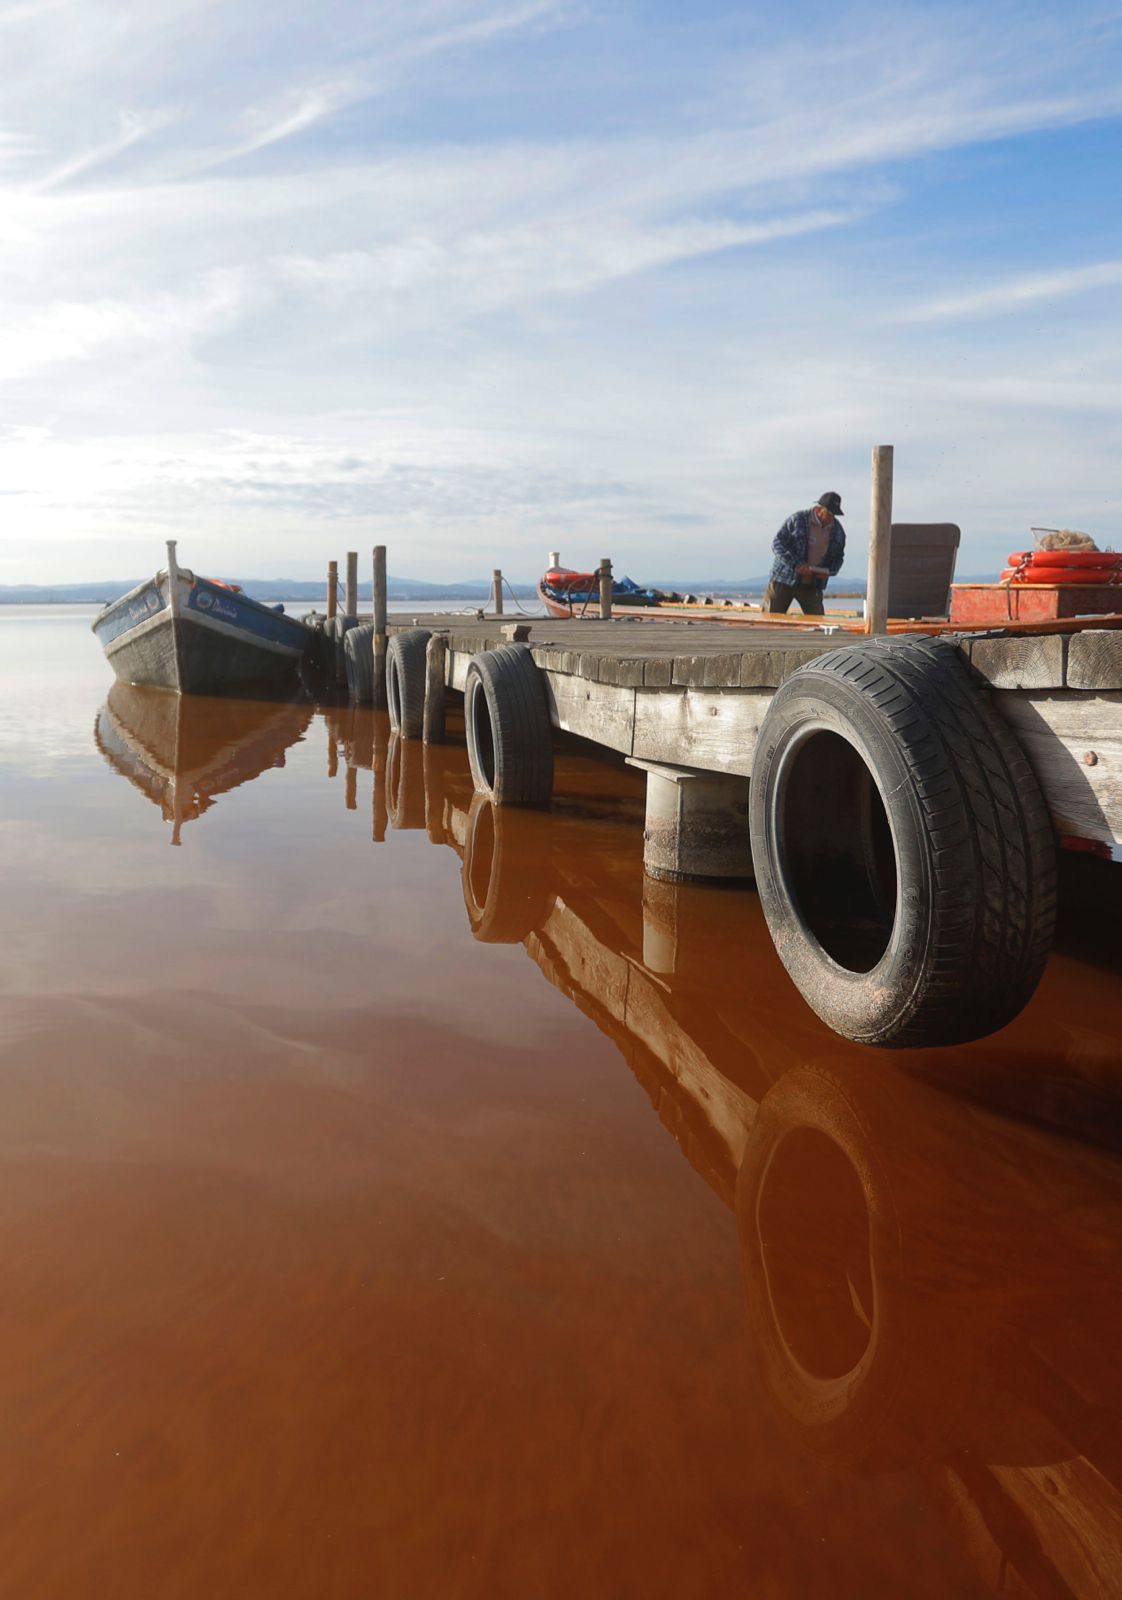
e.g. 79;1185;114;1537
763;491;846;615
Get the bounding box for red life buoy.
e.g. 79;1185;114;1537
1002;566;1122;586
1007;549;1118;569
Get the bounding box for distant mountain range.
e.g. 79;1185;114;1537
0;572;999;604
0;576;537;604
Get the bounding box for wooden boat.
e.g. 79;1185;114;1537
92;541;311;695
94;680;312;843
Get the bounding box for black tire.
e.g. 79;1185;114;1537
464;645;553;806
344;623;375;704
461;794;553;942
325;614;361;685
748;638;1056;1047
387;630;431;740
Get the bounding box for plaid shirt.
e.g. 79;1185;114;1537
770;510;846;587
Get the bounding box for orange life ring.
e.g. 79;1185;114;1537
1006;549;1119;569
1001;566;1122;585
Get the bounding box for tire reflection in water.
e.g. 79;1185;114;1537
447;756;1122;1600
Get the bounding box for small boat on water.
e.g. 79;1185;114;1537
539;566;662;617
539;563;787;621
92;541;311;695
95;680;312;843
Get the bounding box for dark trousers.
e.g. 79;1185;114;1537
763;580;825;615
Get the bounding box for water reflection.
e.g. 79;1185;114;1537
376;727;1122;1600
95;683;311;843
93;687;1122;1597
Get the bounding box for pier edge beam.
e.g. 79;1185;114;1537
627;758;754;883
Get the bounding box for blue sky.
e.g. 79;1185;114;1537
2;0;1121;583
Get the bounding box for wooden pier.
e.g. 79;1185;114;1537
388;613;1121;851
360;608;1121;1051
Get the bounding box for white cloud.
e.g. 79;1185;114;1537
1;0;1121;583
898;259;1122;322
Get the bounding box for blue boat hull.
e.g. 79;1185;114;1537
93;573;310;696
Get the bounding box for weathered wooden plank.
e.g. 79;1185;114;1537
632;688;772;777
541;671;637;754
701;655;742;688
447;649;469;693
1067;631;1122;691
616;658;647;688
643;658;674;687
738;645;836;686
993;690;1122;849
968;634;1066;689
672;656;710;687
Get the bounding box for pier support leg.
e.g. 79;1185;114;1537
345;551;359;619
327;560;338;620
629;759;753;883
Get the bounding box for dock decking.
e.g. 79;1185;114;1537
387;614;1122;855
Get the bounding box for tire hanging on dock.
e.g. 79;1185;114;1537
747;638;1056;1047
464;645;554;806
386;629;432;740
344;623;375;704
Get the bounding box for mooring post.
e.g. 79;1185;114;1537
548;550;560;570
326;560;338;620
423;633;447;745
599;558;613;620
345;551;359;619
492;569;504;616
372;544;388;711
866;445;894;634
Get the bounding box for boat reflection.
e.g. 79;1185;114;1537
95;681;312;843
348;719;1122;1599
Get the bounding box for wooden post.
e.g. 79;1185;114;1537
865;446;894;635
345;551;358;618
372;544;388;711
423;633;447;745
345;763;357;811
492;569;504;617
599;558;613;620
326;560;338;620
165;540;184;692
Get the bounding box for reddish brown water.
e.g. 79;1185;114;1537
3;610;1122;1598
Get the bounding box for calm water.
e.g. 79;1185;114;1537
2;607;1122;1599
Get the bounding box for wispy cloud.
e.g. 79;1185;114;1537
35;109;175;191
897;259;1122;322
1;0;1122;583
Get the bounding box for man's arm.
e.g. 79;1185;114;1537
770;515;804;587
823;525;846;577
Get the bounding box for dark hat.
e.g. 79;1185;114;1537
817;490;844;517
